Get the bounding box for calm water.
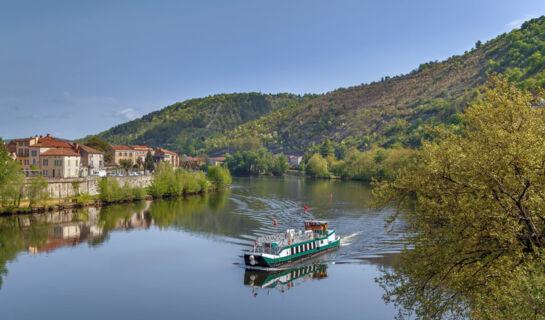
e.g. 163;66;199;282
0;176;408;319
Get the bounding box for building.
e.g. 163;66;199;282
210;156;226;166
12;136;40;174
29;134;73;169
154;147;179;168
40;147;81;178
287;155;303;166
4;141;17;160
181;156;206;171
111;146;135;166
130;145;154;166
77;144;104;174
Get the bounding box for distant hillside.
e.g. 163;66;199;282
93;16;545;155
205;16;545;154
92;93;309;154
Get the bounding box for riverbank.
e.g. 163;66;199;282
0;187;228;216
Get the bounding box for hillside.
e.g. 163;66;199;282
92;93;308;154
93;16;545;155
205;16;545;154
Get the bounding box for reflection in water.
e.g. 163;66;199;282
244;264;328;295
0;190;233;289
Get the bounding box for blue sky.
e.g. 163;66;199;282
1;0;545;139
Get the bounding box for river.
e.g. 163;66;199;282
0;176;409;319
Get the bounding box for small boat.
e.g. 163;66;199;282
244;220;341;268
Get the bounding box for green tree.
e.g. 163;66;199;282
374;76;545;319
306;154;330;177
119;159;133;175
319;138;334;158
0;139;24;208
207;166;232;189
270;154;289;176
25;176;49;209
145;151;155;172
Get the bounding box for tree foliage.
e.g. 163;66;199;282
373;76;545;319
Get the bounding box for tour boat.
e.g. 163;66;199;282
244;220;341;268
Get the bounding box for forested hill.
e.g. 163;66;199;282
92;93;309;154
93;16;545;155
204;16;545;154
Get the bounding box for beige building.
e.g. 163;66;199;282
111;146;135;165
77;144;104;174
154;147;179;169
40;148;81;178
13;136;40;174
29;134;73;170
130;145;154;166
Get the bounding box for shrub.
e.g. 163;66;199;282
207;166;232;189
132;187;147;200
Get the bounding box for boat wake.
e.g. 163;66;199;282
340;231;362;246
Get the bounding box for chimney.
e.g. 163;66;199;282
74;142;79;151
46;133;51;138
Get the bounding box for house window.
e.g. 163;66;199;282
43;159;48;166
43;170;48;176
129;153;132;157
31;150;37;156
32;159;36;165
24;160;29;165
24;149;29;156
67;159;70;166
54;160;62;166
18;142;23;146
119;152;122;156
99;160;102;167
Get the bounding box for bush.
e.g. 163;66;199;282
26;176;50;208
132;187;147;200
306;154;330;177
98;178;147;203
207;166;232;189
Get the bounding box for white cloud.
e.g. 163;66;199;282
507;14;539;29
116;108;141;121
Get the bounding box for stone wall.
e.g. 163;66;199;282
25;175;154;198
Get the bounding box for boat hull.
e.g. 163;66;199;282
244;239;340;268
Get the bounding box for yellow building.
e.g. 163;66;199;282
12;135;39;175
111;146;135;166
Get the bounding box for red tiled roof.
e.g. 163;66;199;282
155;147;178;155
33;136;72;148
211;157;226;161
111;145;133;151
79;145;103;154
41;148;80;156
129;145;152;150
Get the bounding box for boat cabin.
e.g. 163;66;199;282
304;220;328;235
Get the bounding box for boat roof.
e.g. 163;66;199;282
304;220;328;224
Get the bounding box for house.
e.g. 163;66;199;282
29;134;73;169
181;156;206;171
154;147;179;168
130;145;154;166
287;155;303;166
12;135;40;175
76;144;104;174
210;156;226;166
111;146;135;166
40;147;81;178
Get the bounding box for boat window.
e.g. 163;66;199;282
291;247;294;255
